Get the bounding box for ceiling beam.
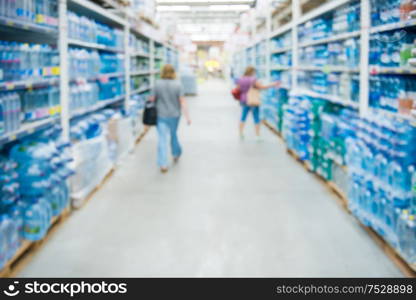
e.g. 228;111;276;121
156;1;254;6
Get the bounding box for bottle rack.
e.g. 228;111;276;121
233;0;416;276
0;0;179;147
234;0;416;121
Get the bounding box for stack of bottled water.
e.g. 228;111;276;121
69;82;99;111
10;126;73;236
0;41;59;82
69;48;100;79
22;86;60;121
369;31;416;68
271;53;292;67
370;0;416;27
69;48;124;79
270;31;291;51
346;114;416;263
130;34;149;54
68;11;124;50
282;96;312;161
0;0;58;27
299;38;360;68
0;125;73;268
298;71;359;102
131;57;149;73
0;92;21;135
154;45;164;58
0;155;21;269
271;70;291;88
369;75;416;113
98;78;125;101
299;0;360;44
131;76;150;91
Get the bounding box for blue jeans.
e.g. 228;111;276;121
241;105;260;124
157;117;182;168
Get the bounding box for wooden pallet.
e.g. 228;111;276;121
263;120;282;138
0;206;71;278
136;126;150;145
72;167;115;210
286;148;313;172
265;124;416;277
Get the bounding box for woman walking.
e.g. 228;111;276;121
236;66;279;140
150;64;191;173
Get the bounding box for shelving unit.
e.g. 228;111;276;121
233;0;416;276
0;0;177;142
0;0;177;277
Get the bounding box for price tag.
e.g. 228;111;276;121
6;83;15;90
99;75;109;83
9;135;16;141
321;65;329;74
27;128;34;134
51;66;60;76
370;66;378;75
56;106;62;113
43;67;53;76
75;78;87;85
6;20;14;26
49;107;55;115
36;14;45;24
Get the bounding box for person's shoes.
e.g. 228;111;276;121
173;156;180;163
160;167;168;174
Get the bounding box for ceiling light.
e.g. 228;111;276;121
209;4;250;11
157;5;191;11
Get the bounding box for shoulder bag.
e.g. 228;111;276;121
246;82;261;107
143;100;157;126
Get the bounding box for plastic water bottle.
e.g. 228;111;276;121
0;215;9;268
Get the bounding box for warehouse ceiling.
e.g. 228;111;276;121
156;0;291;41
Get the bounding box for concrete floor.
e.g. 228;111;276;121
19;80;403;277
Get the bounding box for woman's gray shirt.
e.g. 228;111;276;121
152;79;183;118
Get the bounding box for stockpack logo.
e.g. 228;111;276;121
3;281;20;297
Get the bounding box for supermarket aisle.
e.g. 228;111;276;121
19;80;402;277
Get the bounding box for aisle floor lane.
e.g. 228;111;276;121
19;80;403;277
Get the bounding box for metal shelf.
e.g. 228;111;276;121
297;66;360;73
131;87;151;95
68;39;124;53
0;117;60;147
70;95;125;119
299;31;361;48
69;0;126;26
131;51;150;58
270;66;291;71
130;70;152;76
296;88;359;109
369;66;416;75
371;19;416;34
369;108;415;123
0;77;59;92
70;72;124;83
297;0;352;25
271;46;292;54
269;22;293;39
0;16;58;35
